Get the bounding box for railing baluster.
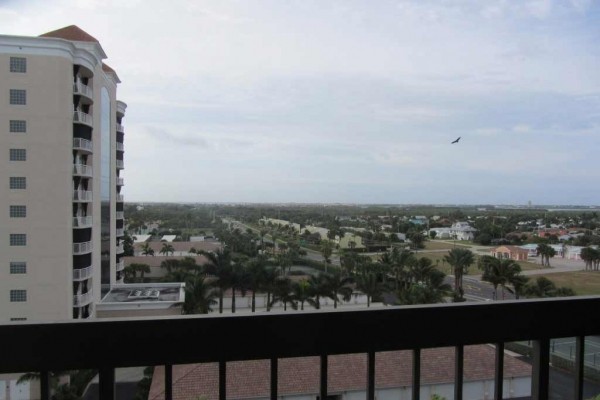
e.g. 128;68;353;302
574;336;585;400
495;342;504;400
165;364;173;400
367;351;375;400
40;370;50;400
320;354;328;400
271;357;278;400
413;348;421;400
219;361;226;400
532;339;550;400
99;367;115;400
455;345;464;400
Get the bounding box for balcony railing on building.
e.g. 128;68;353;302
72;265;93;281
73;216;93;229
116;123;124;133
116;243;124;254
116;228;124;237
116;211;124;219
115;260;125;272
73;288;93;307
116;160;124;169
1;297;599;400
73;110;93;127
73;138;93;153
73;81;93;100
116;142;124;152
73;163;93;177
116;177;124;186
73;190;93;202
73;241;93;255
116;193;124;202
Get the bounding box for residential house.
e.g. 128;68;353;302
491;246;529;261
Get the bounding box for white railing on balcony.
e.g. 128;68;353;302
116;194;124;202
73;288;93;307
73;163;93;177
73;190;93;202
116;160;124;169
116;243;124;254
73;241;93;255
116;177;124;186
116;211;124;219
116;142;124;151
73;266;93;281
73;81;93;100
73;216;93;228
116;260;125;272
73;110;93;127
116;123;124;133
73;138;93;153
116;228;124;237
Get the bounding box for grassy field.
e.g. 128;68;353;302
536;271;600;295
424;240;470;250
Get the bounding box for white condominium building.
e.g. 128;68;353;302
0;25;127;321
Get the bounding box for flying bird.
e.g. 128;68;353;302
451;137;461;144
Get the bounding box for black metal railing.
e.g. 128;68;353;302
2;296;600;400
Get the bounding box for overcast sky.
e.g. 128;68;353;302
2;0;599;205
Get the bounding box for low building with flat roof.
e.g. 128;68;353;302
96;283;185;318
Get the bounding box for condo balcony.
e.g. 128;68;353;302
116;123;124;133
73;190;93;202
116;260;125;272
116;211;124;219
73;110;93;127
116;159;124;170
73;138;93;153
116;193;124;202
72;265;93;281
73;163;93;177
73;215;93;228
1;297;599;400
73;240;93;255
73;81;93;102
116;228;124;237
116;243;124;254
116;177;124;187
73;287;93;307
116;142;124;152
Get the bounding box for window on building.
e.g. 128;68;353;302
10;57;26;73
9;234;26;246
10;317;27;321
9;120;26;133
9;177;26;189
10;262;26;274
10;290;27;302
9;89;26;105
9;149;26;161
10;205;26;218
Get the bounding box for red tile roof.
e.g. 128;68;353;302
39;25;99;43
148;345;531;400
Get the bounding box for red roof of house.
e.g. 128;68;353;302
39;25;99;42
148;345;531;400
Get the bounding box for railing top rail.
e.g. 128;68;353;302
1;296;599;373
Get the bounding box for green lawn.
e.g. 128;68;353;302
534;271;600;295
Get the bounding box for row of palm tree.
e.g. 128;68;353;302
580;246;600;271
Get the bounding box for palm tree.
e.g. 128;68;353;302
245;256;268;312
322;271;353;309
393;248;415;291
536;243;556;267
141;241;154;257
160;242;175;256
478;256;522;300
127;263;150;283
320;241;334;270
270;278;297;311
307;273;328;309
293;279;312;310
355;272;385;307
198;248;233;313
443;248;474;301
183;275;217;314
581;247;599;271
